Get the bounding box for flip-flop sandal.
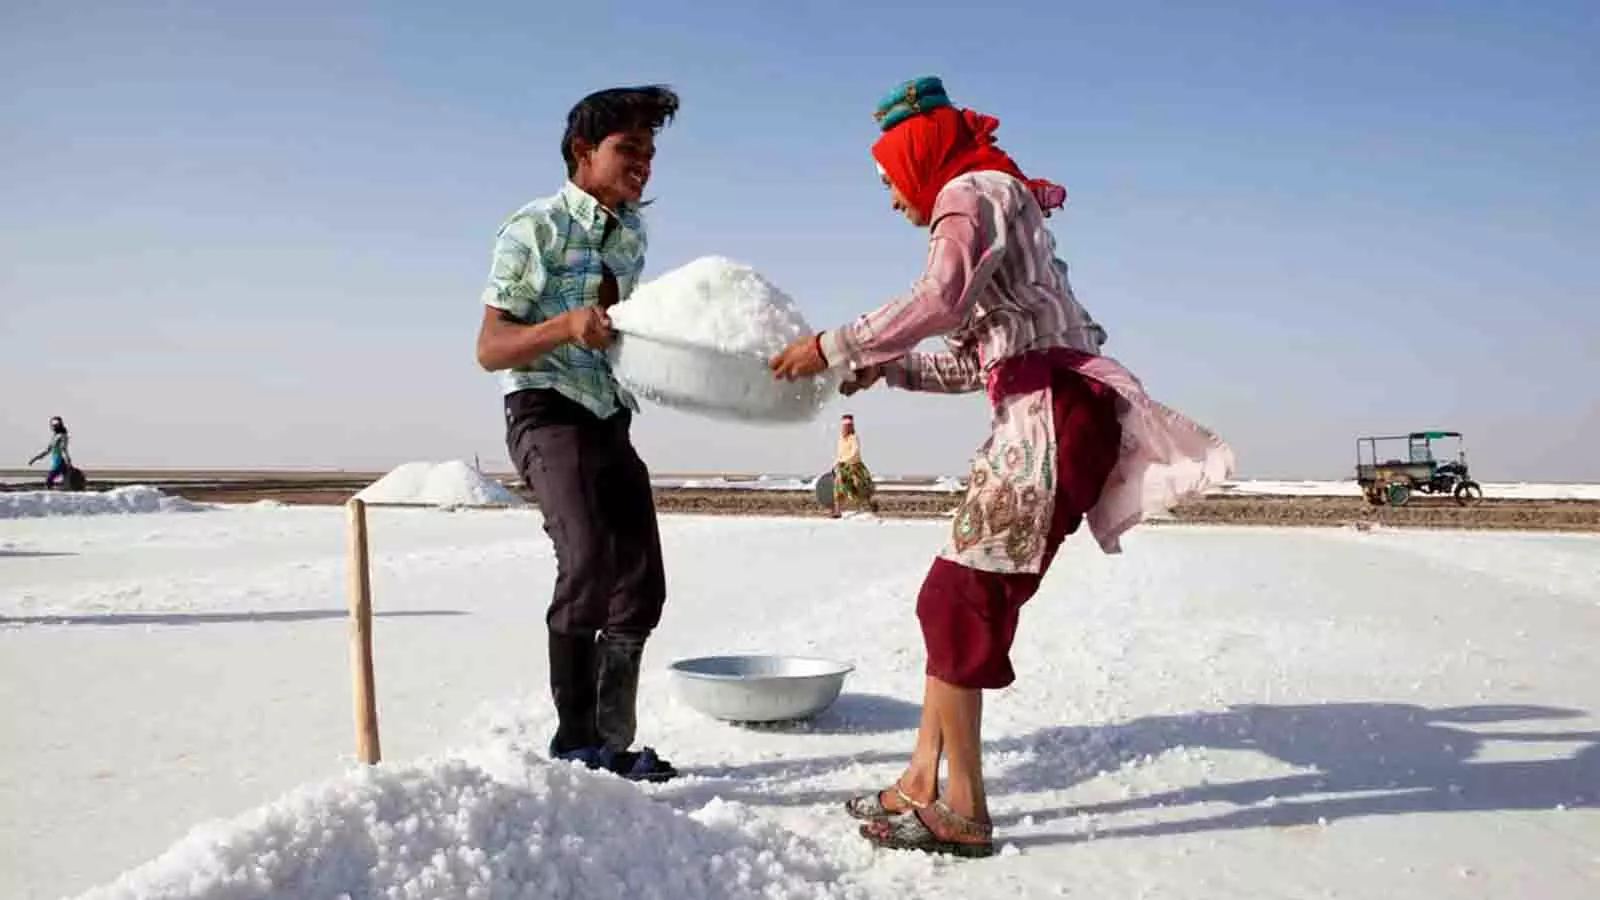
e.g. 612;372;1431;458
859;801;995;859
844;782;929;820
606;746;678;783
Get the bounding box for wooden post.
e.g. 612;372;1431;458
346;498;381;764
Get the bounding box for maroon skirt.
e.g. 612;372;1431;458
916;353;1123;689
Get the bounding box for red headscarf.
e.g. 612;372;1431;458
871;105;1066;222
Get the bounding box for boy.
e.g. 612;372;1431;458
475;85;679;782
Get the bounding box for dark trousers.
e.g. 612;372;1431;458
505;389;666;752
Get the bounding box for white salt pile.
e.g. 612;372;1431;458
606;257;836;423
0;486;202;519
353;461;525;508
608;255;814;357
78;735;856;900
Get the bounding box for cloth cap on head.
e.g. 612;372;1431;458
870;76;1067;221
874;76;952;132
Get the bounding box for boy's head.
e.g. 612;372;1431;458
562;84;679;210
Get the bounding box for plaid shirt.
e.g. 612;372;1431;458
480;181;648;418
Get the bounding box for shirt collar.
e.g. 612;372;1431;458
561;181;637;232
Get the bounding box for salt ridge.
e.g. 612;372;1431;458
77;729;860;900
0;485;202;519
353;461;525;508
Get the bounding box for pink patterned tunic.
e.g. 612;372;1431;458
820;170;1234;567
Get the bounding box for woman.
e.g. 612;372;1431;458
832;414;879;518
28;416;73;490
771;77;1235;857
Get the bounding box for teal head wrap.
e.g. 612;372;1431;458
873;76;952;131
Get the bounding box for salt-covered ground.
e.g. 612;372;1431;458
2;503;1597;899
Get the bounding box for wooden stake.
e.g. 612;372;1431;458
347;498;381;764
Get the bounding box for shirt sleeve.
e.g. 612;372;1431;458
835;434;861;464
480;214;551;321
818;184;1005;371
884;349;984;394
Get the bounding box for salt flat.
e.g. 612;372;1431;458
2;503;1596;899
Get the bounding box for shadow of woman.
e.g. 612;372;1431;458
981;702;1598;846
653;693;922;810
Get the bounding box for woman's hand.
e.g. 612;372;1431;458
840;366;883;397
769;334;829;380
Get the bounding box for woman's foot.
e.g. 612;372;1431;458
844;778;934;820
860;799;994;857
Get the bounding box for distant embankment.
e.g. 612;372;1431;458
3;469;1596;532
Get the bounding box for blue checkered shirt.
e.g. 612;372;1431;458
480;181;648;418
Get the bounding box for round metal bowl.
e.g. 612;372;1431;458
607;331;837;424
668;654;855;723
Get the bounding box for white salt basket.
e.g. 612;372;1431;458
608;330;836;423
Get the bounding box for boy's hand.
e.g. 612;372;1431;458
565;307;614;349
840;366;882;397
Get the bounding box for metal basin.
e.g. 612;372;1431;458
668;654;854;722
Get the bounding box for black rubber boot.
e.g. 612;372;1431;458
595;631;646;752
548;631;600;756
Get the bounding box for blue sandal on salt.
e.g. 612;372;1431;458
550;739;678;783
606;746;678;783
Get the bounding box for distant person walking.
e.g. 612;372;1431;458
27;417;75;490
832;414;879;517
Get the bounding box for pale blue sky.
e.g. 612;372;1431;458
3;1;1596;479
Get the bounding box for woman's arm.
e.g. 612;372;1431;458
883;349;984;394
819;184;1005;372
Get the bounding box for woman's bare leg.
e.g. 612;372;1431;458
879;676;943;810
930;676;989;827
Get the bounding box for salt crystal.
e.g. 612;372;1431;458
607;256;835;422
610;255;813;356
354;461;525;508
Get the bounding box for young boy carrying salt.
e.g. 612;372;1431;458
474;85;679;782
